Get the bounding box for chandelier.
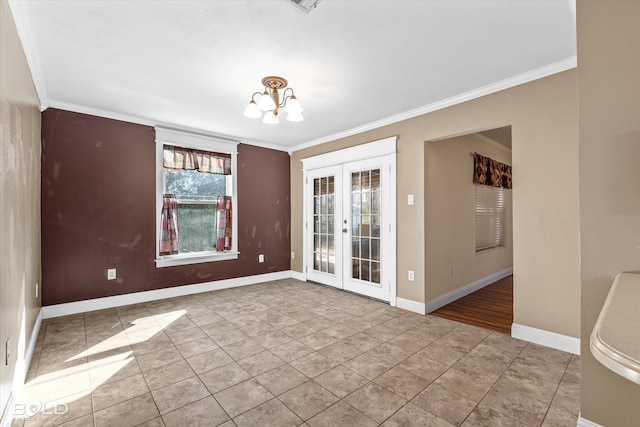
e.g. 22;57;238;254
243;76;303;124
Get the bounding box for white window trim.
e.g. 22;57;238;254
155;126;239;268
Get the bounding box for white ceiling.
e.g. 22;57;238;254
9;0;576;151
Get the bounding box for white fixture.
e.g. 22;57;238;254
408;270;415;281
107;268;116;280
258;254;265;263
244;76;304;124
407;194;414;205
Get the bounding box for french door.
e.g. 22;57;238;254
305;155;393;302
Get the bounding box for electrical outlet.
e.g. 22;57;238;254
258;254;264;263
107;268;116;280
291;251;295;259
408;270;415;281
35;283;39;299
5;340;9;366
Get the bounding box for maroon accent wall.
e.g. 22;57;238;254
41;109;291;306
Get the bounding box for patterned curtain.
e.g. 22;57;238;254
216;196;233;251
159;194;179;255
163;145;231;175
473;153;512;189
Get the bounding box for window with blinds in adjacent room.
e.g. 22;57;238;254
475;184;505;252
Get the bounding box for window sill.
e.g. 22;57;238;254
156;251;239;268
475;245;506;254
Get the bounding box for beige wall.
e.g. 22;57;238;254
291;69;580;339
0;0;42;416
425;134;513;301
510;71;580;336
577;1;640;425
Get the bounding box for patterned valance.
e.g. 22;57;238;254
163;145;231;175
473;152;512;189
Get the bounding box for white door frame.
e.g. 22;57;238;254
301;136;397;306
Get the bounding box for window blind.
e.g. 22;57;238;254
476;185;505;251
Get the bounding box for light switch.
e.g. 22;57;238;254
408;194;414;205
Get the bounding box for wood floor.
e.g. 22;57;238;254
431;275;513;335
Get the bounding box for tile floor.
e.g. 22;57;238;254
12;279;580;427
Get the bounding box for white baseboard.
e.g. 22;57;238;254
1;309;43;427
290;270;306;282
424;267;513;313
396;297;426;315
42;270;292;319
511;323;580;355
577;415;603;427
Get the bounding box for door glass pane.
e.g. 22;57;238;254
362;171;371;190
371;238;380;261
313;176;335;275
352;215;360;236
321;235;328;271
349;168;382;286
371;192;380;214
372;215;380;237
360;260;370;281
351;193;360;214
371;262;381;284
352;172;360;191
328;235;335;274
352;237;360;258
371;170;380;191
360;237;370;259
361;192;370;221
352;258;359;280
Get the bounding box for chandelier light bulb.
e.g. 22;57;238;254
243;100;262;118
262;110;279;124
285;96;303;114
287;111;304;122
257;90;276;111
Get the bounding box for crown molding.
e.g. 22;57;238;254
47;100;157;127
289;56;577;154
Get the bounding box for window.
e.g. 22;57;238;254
475;184;505;252
155;127;238;267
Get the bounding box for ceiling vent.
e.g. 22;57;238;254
283;0;321;14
